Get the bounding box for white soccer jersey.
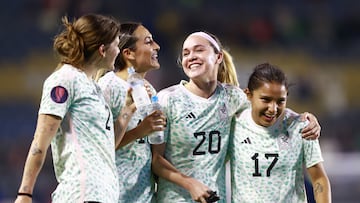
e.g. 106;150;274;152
156;80;249;203
229;108;324;203
39;64;118;203
98;71;157;203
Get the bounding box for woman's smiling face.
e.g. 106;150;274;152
248;81;288;127
131;25;160;73
181;35;221;81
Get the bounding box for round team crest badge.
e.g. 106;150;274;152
50;86;68;103
277;132;292;150
218;103;228;121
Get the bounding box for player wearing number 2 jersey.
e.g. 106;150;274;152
15;14;124;203
229;63;331;203
43;65;120;202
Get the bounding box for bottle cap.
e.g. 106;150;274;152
151;95;158;103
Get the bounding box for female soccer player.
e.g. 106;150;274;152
15;14;133;203
152;31;321;203
97;22;166;203
229;63;331;202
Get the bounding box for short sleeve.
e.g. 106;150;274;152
38;71;73;119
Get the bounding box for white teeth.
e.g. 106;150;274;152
189;64;200;69
265;114;275;118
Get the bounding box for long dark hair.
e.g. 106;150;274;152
114;22;142;71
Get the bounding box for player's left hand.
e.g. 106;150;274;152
300;112;321;140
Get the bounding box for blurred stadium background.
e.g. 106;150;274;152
0;0;359;202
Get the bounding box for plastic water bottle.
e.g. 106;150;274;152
147;95;165;144
127;67;151;110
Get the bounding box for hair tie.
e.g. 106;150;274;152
17;192;32;198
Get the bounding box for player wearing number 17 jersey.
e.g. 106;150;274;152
229;63;331;203
230;109;322;202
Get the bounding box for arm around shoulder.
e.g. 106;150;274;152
300;112;321;140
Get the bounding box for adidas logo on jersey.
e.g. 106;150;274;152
185;112;196;119
91;90;97;96
241;137;252;144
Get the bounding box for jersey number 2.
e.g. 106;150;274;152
105;106;111;130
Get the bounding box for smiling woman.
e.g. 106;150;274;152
96;22;166;203
229;63;332;203
244;64;289;127
151;31;321;203
151;31;249;203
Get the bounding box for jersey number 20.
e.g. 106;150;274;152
193;130;221;155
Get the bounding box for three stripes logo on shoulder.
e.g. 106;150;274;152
185;112;196;119
241;137;251;144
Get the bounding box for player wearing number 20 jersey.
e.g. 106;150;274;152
229;108;323;203
98;71;157;203
156;80;248;203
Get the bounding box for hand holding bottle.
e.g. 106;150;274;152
147;95;165;144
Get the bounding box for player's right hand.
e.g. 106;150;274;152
185;177;211;203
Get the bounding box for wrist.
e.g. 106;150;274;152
17;192;32;198
181;175;195;191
